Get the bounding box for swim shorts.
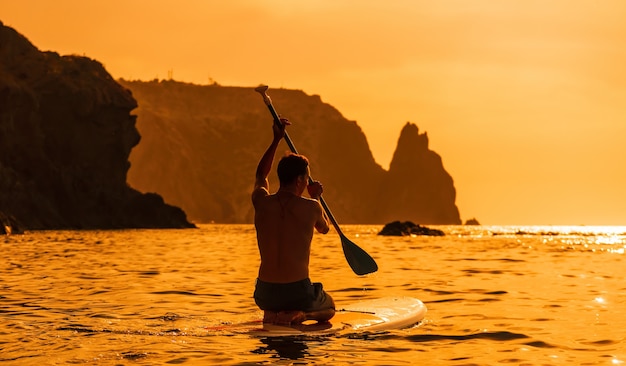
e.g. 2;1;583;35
253;278;335;312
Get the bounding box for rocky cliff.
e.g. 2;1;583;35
0;21;193;229
120;80;462;224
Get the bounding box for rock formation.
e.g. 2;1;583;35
378;221;445;236
0;21;461;228
0;21;193;229
118;80;386;224
376;123;461;224
120;80;462;224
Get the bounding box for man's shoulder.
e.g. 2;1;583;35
252;187;271;204
295;196;317;204
297;196;323;212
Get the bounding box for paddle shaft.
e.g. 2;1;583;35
254;85;378;275
255;88;342;233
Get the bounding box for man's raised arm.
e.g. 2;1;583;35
253;119;288;200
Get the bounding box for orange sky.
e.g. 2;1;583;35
2;1;625;225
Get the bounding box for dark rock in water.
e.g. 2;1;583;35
378;221;445;236
0;22;194;229
464;218;481;225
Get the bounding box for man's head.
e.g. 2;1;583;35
277;153;310;190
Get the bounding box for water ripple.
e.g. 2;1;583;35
388;330;530;342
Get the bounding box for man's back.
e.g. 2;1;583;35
253;190;322;283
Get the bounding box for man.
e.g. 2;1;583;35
252;118;335;325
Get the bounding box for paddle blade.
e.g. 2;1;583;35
340;234;378;275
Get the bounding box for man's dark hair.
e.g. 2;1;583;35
277;153;309;185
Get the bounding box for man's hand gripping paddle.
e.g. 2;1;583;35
254;85;378;276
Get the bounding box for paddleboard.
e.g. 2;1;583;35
248;296;426;337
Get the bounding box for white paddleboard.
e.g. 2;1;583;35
248;296;426;337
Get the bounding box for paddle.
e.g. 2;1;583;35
254;85;378;276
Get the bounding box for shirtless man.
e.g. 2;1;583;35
252;119;335;324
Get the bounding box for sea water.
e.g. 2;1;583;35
1;224;625;365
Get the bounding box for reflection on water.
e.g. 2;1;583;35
254;337;311;360
1;225;625;365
